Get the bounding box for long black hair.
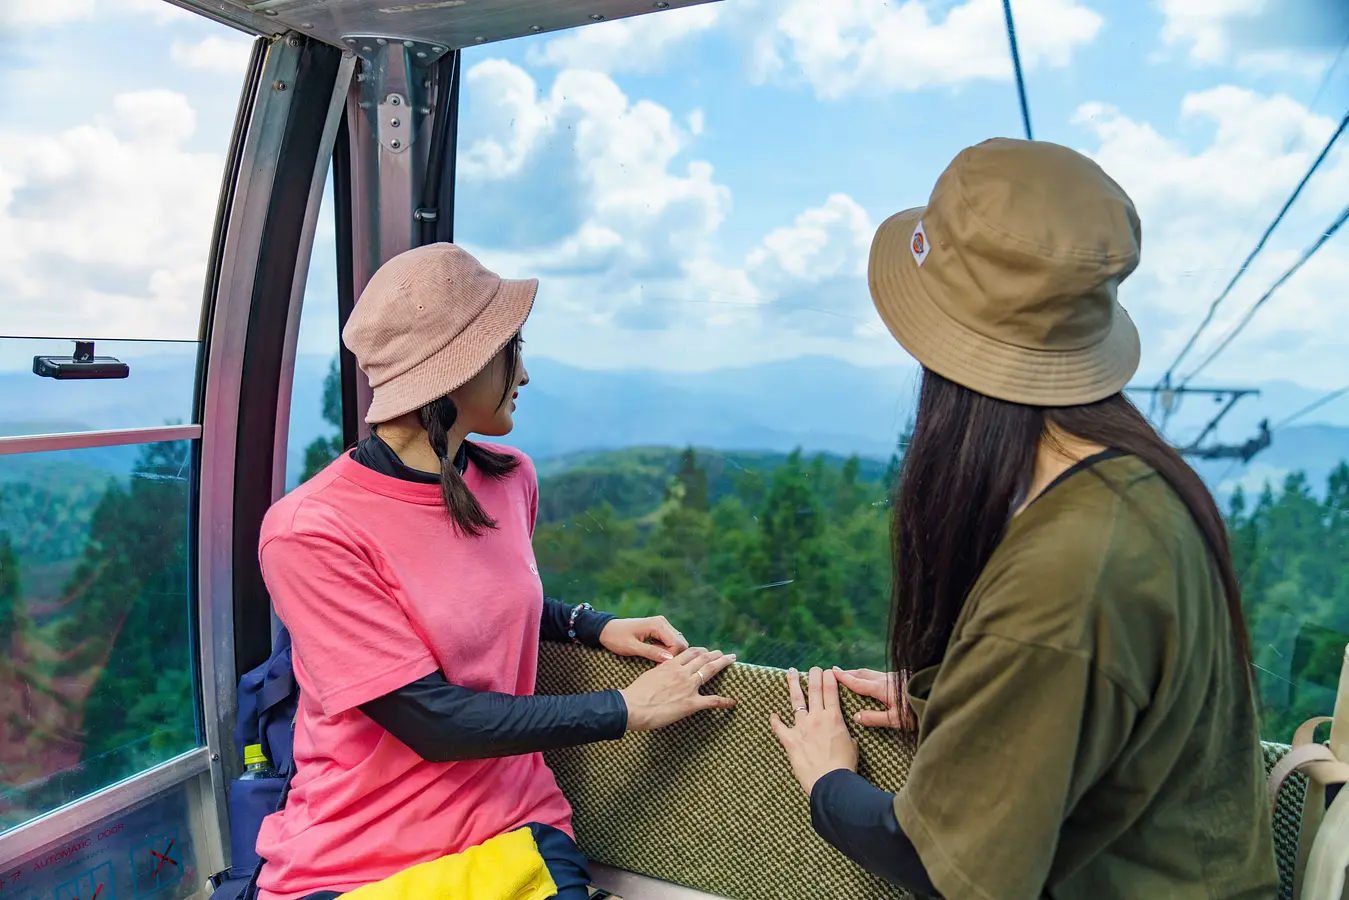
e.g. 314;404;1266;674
418;332;523;537
888;368;1252;682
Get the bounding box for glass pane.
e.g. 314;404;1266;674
0;338;199;437
0;4;250;341
0;440;198;834
1229;469;1349;741
286;168;344;491
454;6;1349;733
0;773;208;900
454;21;919;672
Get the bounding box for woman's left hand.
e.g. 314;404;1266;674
770;666;859;797
599;616;690;663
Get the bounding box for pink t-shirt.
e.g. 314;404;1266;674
253;447;572;900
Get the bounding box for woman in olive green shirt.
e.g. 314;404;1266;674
771;138;1278;899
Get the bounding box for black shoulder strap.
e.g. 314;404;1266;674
257;667;296;713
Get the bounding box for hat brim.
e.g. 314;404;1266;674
364;276;538;424
868;207;1140;407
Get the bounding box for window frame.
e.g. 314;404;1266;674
197;32;354;870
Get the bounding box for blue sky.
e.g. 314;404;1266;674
2;0;1348;416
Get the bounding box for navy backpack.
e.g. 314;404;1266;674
207;627;300;900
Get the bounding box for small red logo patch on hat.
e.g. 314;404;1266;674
911;220;931;267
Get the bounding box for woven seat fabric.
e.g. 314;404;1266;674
537;643;917;900
540;644;1306;900
1263;742;1310;900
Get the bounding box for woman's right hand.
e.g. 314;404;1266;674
620;647;737;732
832;667;914;730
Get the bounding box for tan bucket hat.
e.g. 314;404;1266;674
342;243;537;424
869;138;1142;407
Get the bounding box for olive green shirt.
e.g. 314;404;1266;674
895;455;1277;900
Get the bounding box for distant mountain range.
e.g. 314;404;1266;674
2;352;1347;500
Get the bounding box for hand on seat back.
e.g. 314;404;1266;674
619;646;736;731
599;615;689;663
770;667;860;796
833;667;914;730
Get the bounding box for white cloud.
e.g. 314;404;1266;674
1074;85;1349;389
1155;0;1345;72
1075;87;1345;216
0;90;226;339
459;60;730;309
0;0;189;27
749;194;871;283
743;0;1103;98
1157;0;1262;64
526;4;720;74
746;194;879;335
170;35;254;76
456;59;892;366
525;0;1102;97
0;0;97;27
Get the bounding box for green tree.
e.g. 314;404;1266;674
675;447;710;512
302;356;345;482
1229;467;1349;739
77;440;197;773
738;451;851;664
0;532;16;648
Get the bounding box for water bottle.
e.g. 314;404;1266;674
228;743;281;872
239;743;277;780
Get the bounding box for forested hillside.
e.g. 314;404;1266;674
0;368;1346;828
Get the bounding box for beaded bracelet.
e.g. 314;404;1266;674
567;602;594;645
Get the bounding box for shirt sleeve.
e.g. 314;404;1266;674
892;633;1136;900
360;671;628;763
260;526;439;717
540;597;617;647
810;769;937;895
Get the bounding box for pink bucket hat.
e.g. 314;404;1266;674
342;243;538;424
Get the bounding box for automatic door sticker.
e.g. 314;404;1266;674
56;862;115;900
911;219;931;267
131;830;181;897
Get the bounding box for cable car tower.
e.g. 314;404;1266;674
1132;382;1272;464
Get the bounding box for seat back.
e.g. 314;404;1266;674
538;643;1309;900
538;644;918;900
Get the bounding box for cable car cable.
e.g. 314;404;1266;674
1159;33;1349;390
1273;384;1349;432
1184;30;1349;339
1002;0;1033;141
1179;199;1349;387
1161;105;1349;386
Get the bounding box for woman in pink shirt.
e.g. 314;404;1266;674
253;243;738;900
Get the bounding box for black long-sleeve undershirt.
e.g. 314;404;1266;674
810;769;937;896
350;434;626;762
361;672;627;763
541;595;615;647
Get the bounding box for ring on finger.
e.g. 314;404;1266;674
696;670;705;686
795;706;808;713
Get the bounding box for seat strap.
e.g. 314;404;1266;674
1299;787;1349;900
1267;717;1349;900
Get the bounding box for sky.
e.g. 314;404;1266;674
2;1;1349;421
